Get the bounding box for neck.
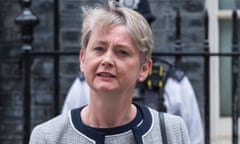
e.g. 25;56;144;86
81;101;136;128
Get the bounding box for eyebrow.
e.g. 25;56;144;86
93;40;133;49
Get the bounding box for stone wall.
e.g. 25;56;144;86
0;0;205;143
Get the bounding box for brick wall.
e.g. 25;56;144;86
0;0;205;143
0;0;22;143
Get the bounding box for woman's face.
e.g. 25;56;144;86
80;25;151;96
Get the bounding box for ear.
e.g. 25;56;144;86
79;50;85;72
138;59;152;82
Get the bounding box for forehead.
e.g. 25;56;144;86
87;25;140;54
90;25;133;43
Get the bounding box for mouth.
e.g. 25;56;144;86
97;72;116;78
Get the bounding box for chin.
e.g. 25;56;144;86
98;86;115;91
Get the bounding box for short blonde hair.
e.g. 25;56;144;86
80;0;153;64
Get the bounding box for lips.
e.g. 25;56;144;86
97;72;115;78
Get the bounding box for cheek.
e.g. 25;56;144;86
120;63;141;79
83;56;99;72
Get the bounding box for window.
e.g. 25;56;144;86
219;0;240;118
219;19;232;116
219;0;240;9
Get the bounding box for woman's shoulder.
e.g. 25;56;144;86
148;107;186;130
147;106;183;121
29;113;71;143
42;112;68;126
147;107;190;143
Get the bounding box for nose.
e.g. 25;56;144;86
101;51;114;68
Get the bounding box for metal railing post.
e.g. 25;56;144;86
204;10;210;144
231;9;239;144
175;9;182;68
53;0;60;115
15;0;38;143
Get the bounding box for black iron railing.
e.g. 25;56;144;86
15;0;38;144
53;0;60;116
231;9;239;144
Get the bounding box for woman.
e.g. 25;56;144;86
29;0;190;143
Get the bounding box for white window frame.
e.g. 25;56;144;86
206;0;240;143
